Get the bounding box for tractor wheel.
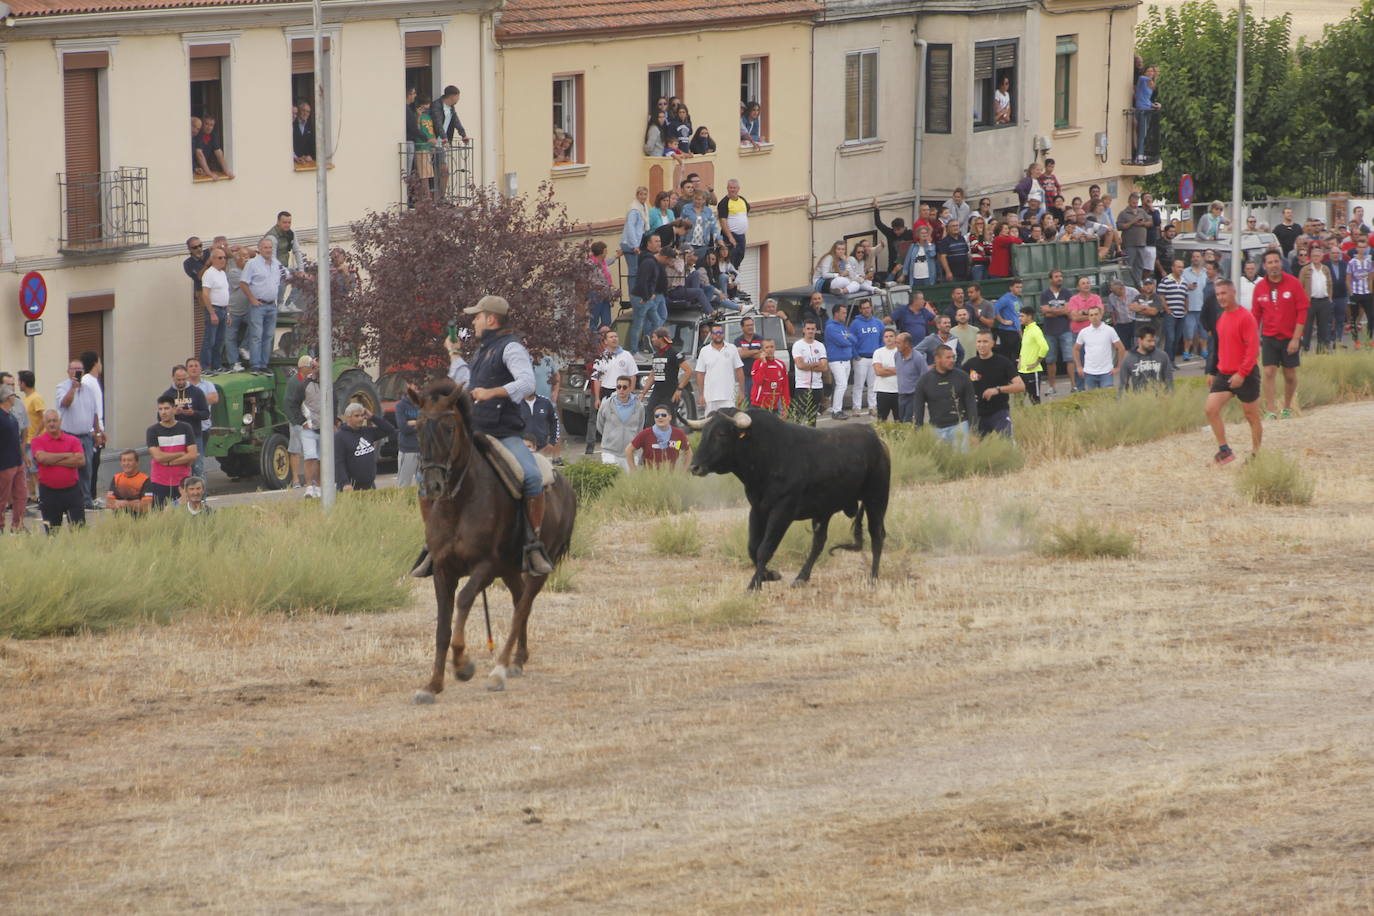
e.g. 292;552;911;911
217;454;255;480
561;409;588;438
259;432;292;490
334;369;381;422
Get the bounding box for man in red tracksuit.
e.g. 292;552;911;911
749;338;791;414
1251;249;1310;420
1205;279;1262;465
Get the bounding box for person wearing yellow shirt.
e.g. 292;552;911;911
1017;305;1049;404
18;370;45;500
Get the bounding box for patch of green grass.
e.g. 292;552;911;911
717;516;848;569
544;561;577;593
1236;450;1315;506
883;502;981;554
598;468;745;516
562;460;621;504
650;516;704;557
1039;517;1136;560
0;489;421;639
651;593;764;628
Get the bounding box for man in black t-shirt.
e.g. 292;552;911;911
962;329;1024;437
646;326;692;425
734;315;764;383
1038;268;1074;394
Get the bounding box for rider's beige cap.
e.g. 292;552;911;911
463;294;509;316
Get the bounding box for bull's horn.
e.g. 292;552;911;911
685;417;707;429
731;411;752;429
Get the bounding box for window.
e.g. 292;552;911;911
290;36;330;167
62;54;105;244
553;74;584;163
1054;36;1077;129
925;44;952;134
404;30;441;101
844;50;878;143
973;39;1017;129
740;57;768;141
189;43;232;180
647;65;682;119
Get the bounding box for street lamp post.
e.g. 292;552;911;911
1231;0;1246;284
313;0;335;510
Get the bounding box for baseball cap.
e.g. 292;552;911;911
463;294;510;315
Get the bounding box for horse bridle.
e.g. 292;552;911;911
417;409;471;500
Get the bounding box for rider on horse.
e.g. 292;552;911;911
411;295;555;577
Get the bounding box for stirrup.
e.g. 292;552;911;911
409;547;433;578
523;540;554;576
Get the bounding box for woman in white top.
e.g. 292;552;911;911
846;238;883;289
813;240;874;295
994;76;1012;124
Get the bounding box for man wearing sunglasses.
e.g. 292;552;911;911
595;376;643;470
695;322;745;416
647;327;692;427
626;404;691;471
184;236;210;332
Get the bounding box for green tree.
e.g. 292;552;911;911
1294;0;1374;174
1135;1;1309;201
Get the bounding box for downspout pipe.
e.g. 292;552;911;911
912;31;927;224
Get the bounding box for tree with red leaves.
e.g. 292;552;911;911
296;183;602;379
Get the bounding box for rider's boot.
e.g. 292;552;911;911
523;492;555;576
409;496;433;577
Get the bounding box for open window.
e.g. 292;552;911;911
552;73;584;164
189;43;232;180
404;29;440;101
647;65;682;118
1054;35;1077;129
973;39;1017;129
290;37;329;168
740;56;768;143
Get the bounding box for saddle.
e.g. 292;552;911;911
474;433;556;501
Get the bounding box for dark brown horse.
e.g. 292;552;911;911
412;378;576;702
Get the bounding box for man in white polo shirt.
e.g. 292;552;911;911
1073;305;1126;390
694;321;745;415
790;318;828;426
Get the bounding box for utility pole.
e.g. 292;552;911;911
1230;0;1245;283
313;0;335;510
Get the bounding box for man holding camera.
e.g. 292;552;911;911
55;359;104;507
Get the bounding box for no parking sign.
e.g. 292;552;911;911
19;271;47;319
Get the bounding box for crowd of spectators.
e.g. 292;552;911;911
635;96;762;163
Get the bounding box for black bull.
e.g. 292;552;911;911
688;408;889;589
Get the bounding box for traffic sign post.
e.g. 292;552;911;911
19;271;46;374
1178;174;1195;227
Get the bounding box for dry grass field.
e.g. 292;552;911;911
4;401;1374;913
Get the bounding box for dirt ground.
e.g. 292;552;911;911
4;402;1374;914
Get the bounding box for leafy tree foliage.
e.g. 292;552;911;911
295;184;598;379
1294;0;1374;170
1135;1;1304;201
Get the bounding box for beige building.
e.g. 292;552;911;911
0;0;495;452
811;0;1160;257
494;0;820;303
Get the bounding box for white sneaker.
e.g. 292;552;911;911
229;362;244;373
304;485;318;498
239;347;251;361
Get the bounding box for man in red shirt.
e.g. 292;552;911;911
30;408;87;529
625;405;691;470
1252;249;1310;420
749;338;791;413
1204;279;1262;465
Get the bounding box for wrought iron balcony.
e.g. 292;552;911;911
58;167;149;253
1122;109;1161;167
398;142;474;208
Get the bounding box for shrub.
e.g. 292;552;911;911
562;460;621;504
883;501;980;554
650;516;704;557
598;468;745;516
1236;450;1315;506
1039;517;1135;560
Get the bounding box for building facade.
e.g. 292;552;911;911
811;0;1159;258
495;0;821;303
0;0;495;450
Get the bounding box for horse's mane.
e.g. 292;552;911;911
421;377;474;423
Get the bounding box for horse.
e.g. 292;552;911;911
412;378;576;702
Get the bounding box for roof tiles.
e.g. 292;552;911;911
497;0;820;40
10;0;280;16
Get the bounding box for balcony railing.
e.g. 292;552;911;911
58;167;149;253
1299;151;1374;198
1122;109;1160;167
398;142;473;208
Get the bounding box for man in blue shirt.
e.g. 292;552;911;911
823;303;856;419
1180;251;1208;361
847;299;885;416
890;292;936;344
992;280;1024;362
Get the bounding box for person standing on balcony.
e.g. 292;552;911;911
429;86;467;199
239;237;284;375
292;100;316;165
717;179;750;269
1133;65;1160;164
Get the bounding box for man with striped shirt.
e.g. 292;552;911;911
1348;237;1373;348
147;395;198;508
1156;259;1189;364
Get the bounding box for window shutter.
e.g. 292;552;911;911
844;53;860;141
404;30;441;49
860;52;878;140
63;68;101;244
190;57;221;82
738;247;761;304
290;37;331;53
995;42;1017;70
291;51;314;75
926;45;952;134
973;46;994;81
1056;36;1078;55
68;312;105;365
405;46;431;69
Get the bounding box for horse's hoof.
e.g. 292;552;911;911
455;659;476;682
790;577;810;588
486;665;507;692
413;690;436;705
507;665;523;678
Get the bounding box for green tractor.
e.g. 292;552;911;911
205;314;381;488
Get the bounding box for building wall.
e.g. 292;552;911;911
497;21;815;293
809;13;920;262
0;13;485;449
